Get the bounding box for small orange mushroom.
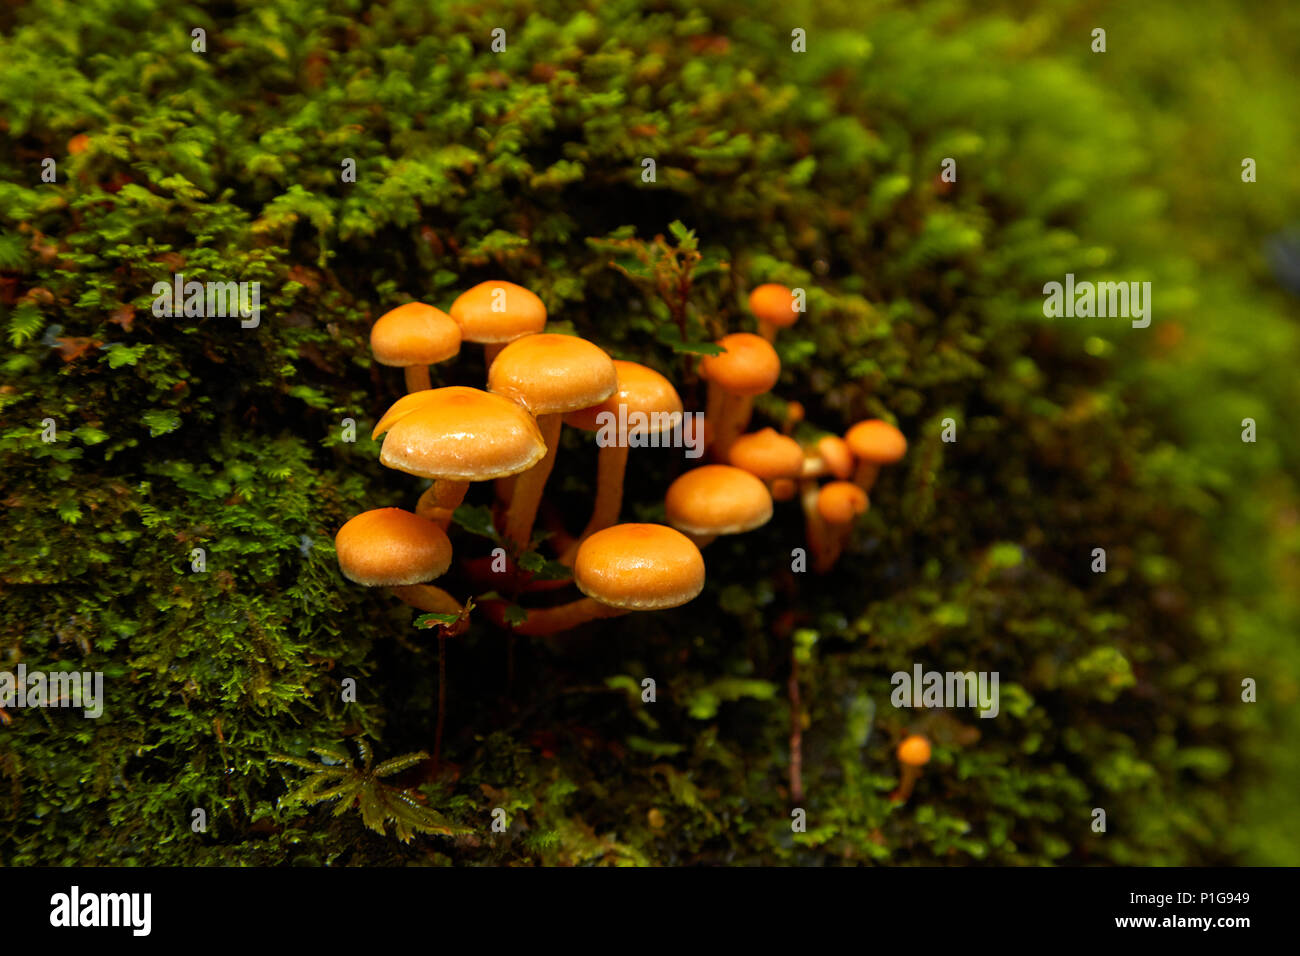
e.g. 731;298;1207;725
891;734;932;803
845;419;907;492
665;464;773;548
374;387;546;528
504;524;705;636
334;507;460;615
369;302;461;393
449;280;547;367
562;360;684;560
488;333;617;549
748;283;801;342
700;332;780;461
814;481;869;572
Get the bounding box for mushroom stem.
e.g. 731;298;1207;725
853;460;881;492
816;521;850;573
483;342;506;368
562;444;630;564
788;647;804;804
404;365;432;393
758;318;778;343
712;392;753;461
507;597;626;636
800;480;831;569
705;379;726;454
503;412;563;550
891;764;922;803
390;583;463;616
682;531;717;549
416;480;469;528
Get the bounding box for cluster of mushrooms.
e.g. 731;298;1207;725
334;280;909;636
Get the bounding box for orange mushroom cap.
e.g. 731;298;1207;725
845;419;908;464
335;508;453;587
897;735;932;767
728;428;804;481
565;360;683;433
817;481;869;524
665;465;773;537
448;280;547;344
488;333;618;415
575;523;706;610
817;435;855;480
370;302;462;367
749;283;800;329
700;333;781;395
379;386;546;480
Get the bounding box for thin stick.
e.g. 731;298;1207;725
789;645;803;804
434;633;447;775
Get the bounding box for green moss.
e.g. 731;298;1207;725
2;0;1297;865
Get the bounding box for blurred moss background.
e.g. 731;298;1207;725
1;0;1296;865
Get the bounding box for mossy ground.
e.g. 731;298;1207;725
2;0;1298;865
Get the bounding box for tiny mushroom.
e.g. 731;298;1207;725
748;283;801;342
562;360;684;560
665;464;773;548
449;280;547;367
802;434;856;480
814;480;869;572
488;333;618;549
891;734;933;803
506;524;705;636
370;302;462;393
335;507;459;615
728;427;804;492
375;386;547;528
700;332;781;461
845;419;907;492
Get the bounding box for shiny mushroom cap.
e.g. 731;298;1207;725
845;419;908;464
488;333;618;415
700;333;781;395
897;734;932;767
665;465;773;537
817;481;869;524
335;508;453;587
749;283;800;329
565;360;683;433
449;280;547;344
370;302;462;367
728;428;804;480
378;386;547;480
574;523;705;610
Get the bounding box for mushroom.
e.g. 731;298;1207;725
814;480;869;572
505;523;705;636
728;427;804;493
845;419;907;492
801;434;856;480
374;386;547;528
664;464;773;548
369;302;462;393
334;507;459;615
748;283;800;342
488;333;618;550
891;734;932;803
771;478;797;502
562;360;684;561
700;332;781;461
448;280;547;368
